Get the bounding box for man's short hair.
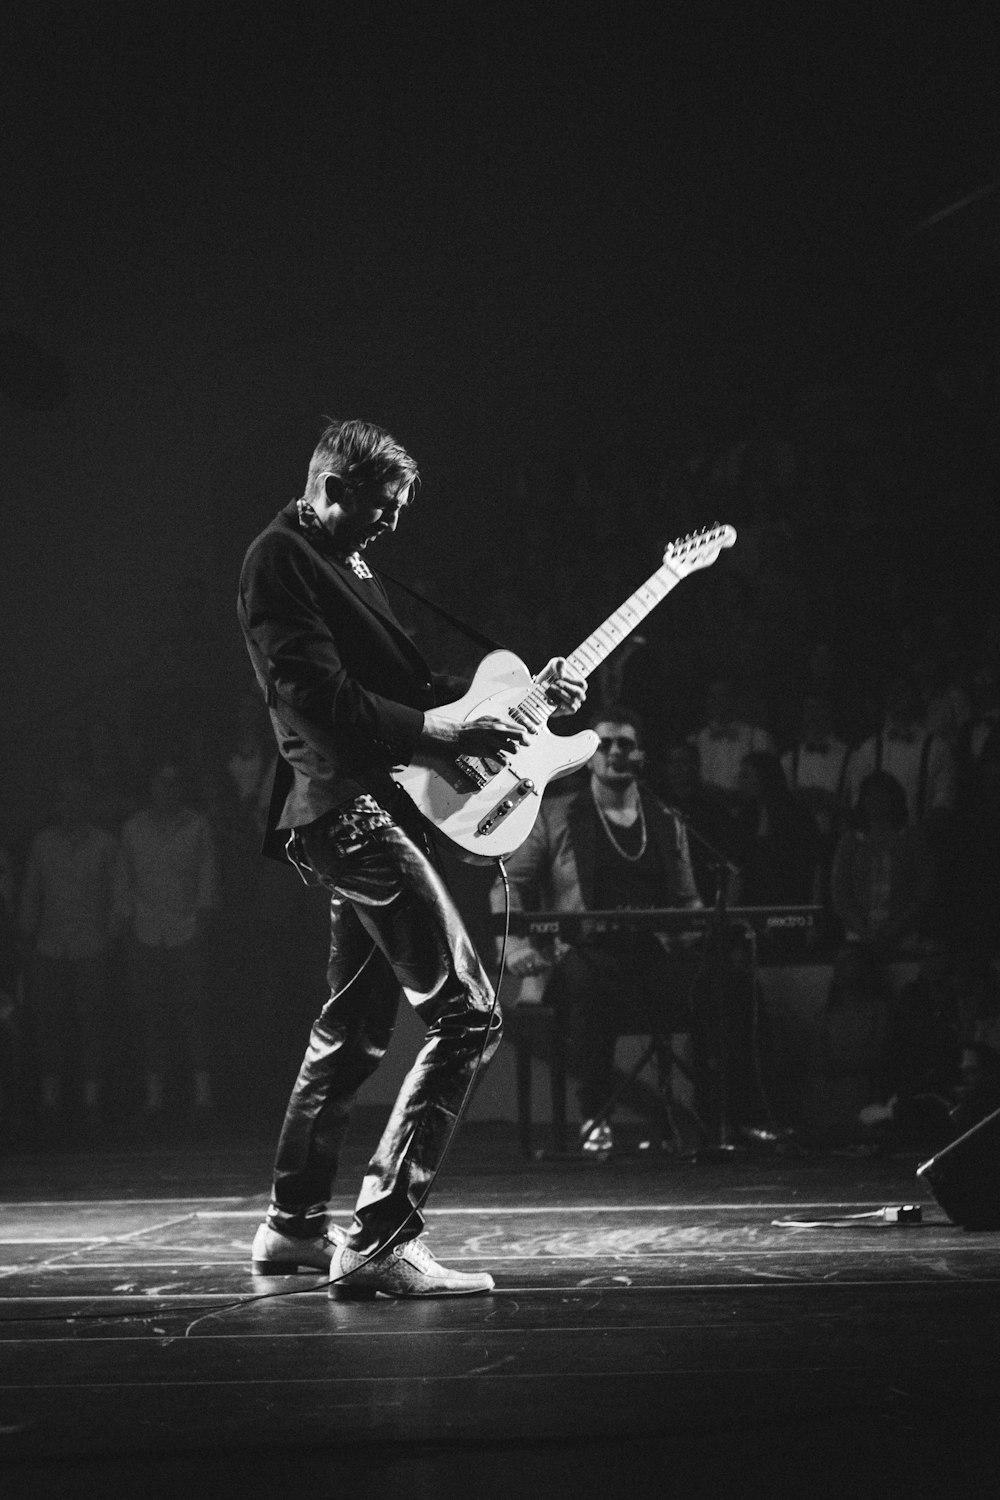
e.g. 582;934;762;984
307;418;419;496
589;704;644;744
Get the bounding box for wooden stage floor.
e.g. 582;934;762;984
2;1117;1000;1498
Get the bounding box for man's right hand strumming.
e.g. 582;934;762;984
420;711;529;759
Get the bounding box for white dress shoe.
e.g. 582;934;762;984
329;1236;495;1299
251;1221;346;1275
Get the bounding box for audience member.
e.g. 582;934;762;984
17;779;120;1130
688;677;774;805
116;763;219;1126
823;772;953;1148
781;695;849;846
858;951;983;1145
830;771;934;953
660;740;741;906
957;660;1000;785
216;691;274;831
807;943;892;1147
911;646;971;747
843;674;956;835
733;751;821;906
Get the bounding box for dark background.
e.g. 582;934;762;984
3;0;998;833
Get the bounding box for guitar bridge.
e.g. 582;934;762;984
455;753;505;789
475;779;537;837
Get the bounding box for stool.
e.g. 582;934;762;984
583;1027;701;1153
507;999;699;1156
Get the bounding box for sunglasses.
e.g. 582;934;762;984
597;736;639;753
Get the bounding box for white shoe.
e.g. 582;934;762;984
329;1236;495;1299
580;1119;613;1155
250;1221;345;1275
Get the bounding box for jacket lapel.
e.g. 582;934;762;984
274;504;433;674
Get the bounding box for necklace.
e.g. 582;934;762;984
592;786;648;862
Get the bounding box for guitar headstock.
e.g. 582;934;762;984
663;523;737;575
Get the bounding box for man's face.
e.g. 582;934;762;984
317;476;412;551
590;721;642;786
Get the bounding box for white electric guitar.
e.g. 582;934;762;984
392;524;737;861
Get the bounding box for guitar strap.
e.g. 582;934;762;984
375;567;508;654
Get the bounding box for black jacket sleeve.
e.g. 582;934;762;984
239;530;425;770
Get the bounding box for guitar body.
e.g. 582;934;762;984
392;651;599;862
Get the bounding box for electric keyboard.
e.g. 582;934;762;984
497;905;823;942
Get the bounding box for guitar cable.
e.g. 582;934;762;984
0;857;513;1333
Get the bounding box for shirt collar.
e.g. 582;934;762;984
295;497;373;580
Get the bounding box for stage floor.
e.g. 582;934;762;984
2;1117;1000;1498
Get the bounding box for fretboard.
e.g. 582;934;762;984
565;561;681;681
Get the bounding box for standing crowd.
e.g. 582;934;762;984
0;694;332;1142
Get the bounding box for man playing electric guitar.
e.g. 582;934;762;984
238;417;586;1298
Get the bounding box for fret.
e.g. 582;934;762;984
570;648;600;677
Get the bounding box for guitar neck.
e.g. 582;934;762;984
565;560;682;680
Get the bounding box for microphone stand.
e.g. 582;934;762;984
649;791;744;1157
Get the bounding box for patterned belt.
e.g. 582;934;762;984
321;794;395;855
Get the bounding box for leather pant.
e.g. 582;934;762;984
266;797;501;1255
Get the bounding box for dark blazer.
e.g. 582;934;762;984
238;502;455;860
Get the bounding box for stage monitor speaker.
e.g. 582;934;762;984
916;1106;1000;1230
